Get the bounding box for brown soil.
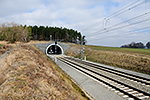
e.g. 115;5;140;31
0;44;89;100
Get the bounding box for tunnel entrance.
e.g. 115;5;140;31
46;44;64;56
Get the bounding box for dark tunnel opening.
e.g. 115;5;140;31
47;45;62;55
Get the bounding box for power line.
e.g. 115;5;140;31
86;11;150;36
103;0;150;30
81;0;149;33
102;18;150;34
106;0;150;20
88;26;150;42
86;12;150;37
104;11;150;30
106;0;141;19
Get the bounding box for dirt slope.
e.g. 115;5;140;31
65;43;81;57
0;44;89;100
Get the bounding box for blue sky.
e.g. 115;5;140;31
0;0;150;47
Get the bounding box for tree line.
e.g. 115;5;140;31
121;42;150;49
0;22;86;44
30;25;86;43
0;22;31;43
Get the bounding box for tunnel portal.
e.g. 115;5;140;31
46;43;64;56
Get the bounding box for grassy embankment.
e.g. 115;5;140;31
0;44;3;56
0;44;89;100
0;44;11;57
76;45;150;75
0;41;50;57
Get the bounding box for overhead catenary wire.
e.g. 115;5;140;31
100;17;150;34
103;0;141;30
86;12;150;36
88;30;150;42
81;0;149;33
103;11;150;31
103;0;142;30
86;12;150;37
83;1;150;43
106;0;149;20
88;26;150;42
80;0;150;46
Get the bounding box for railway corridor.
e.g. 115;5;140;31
58;57;150;100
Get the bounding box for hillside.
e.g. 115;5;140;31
0;44;89;100
86;46;150;75
66;44;150;75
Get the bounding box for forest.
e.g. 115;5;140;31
0;22;86;44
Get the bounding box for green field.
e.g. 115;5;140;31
87;45;150;56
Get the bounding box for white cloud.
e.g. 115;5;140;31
0;0;41;16
0;0;150;46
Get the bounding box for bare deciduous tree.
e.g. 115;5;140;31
0;22;31;43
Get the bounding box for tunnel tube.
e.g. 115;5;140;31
46;43;64;56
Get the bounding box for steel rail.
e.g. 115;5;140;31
58;57;150;100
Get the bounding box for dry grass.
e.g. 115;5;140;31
65;44;150;75
0;40;50;44
88;45;150;57
85;48;150;75
0;45;13;57
29;40;51;44
65;43;81;57
0;44;89;100
0;40;50;56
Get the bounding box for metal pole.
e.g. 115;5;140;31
83;44;85;60
50;35;52;41
81;35;83;60
55;41;57;54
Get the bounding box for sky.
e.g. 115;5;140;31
0;0;150;47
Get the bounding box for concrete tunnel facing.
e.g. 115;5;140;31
46;43;64;56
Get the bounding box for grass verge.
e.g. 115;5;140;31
31;44;90;99
87;45;150;56
84;46;150;75
0;44;89;100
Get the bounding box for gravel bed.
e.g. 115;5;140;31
63;57;150;99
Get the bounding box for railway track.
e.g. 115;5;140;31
58;57;150;100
